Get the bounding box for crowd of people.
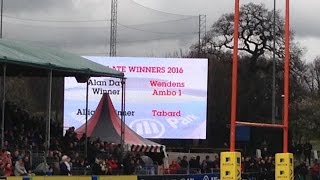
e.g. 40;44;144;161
163;142;319;179
164;155;270;178
165;155;320;180
0;102;161;176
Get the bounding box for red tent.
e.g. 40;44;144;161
75;93;165;153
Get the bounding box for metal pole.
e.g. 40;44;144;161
46;70;53;153
271;0;276;124
110;0;118;56
198;15;201;56
236;121;284;129
85;80;89;159
0;0;3;39
283;0;290;153
1;64;6;148
204;15;207;38
120;78;124;148
123;78;126;146
230;0;240;152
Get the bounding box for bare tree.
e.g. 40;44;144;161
305;56;320;95
206;3;286;62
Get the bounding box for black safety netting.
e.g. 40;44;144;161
2;0;200;56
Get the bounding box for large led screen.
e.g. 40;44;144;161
64;57;208;139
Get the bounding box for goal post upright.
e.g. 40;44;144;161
221;0;292;179
228;0;291;155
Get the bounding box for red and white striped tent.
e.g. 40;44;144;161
75;93;165;153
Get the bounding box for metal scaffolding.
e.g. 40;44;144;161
110;0;118;57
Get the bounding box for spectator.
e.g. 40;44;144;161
261;147;269;159
244;157;253;172
79;134;86;144
265;156;275;179
12;150;19;165
201;156;213;173
169;160;180;174
60;155;71;176
134;157;145;175
177;157;182;164
123;154;135;175
3;141;10;152
195;156;201;169
52;157;61;175
50;140;62;152
162;154;169;174
189;156;200;174
3;151;12;176
179;156;188;174
107;157;118;175
73;157;86;170
296;142;303;163
4;163;12;177
304;141;313;165
311;159;320;180
91;158;106;175
258;159;268;180
213;155;220;170
14;157;28;176
23;156;31;174
0;158;5;176
295;161;309;180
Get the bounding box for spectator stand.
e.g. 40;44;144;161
0;103;318;178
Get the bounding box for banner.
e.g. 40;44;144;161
94;176;137;180
138;173;219;180
8;176;92;180
8;176;137;180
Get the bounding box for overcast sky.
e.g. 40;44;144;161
2;0;320;61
